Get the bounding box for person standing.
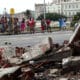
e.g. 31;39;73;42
20;18;26;32
31;18;35;33
59;18;66;30
62;18;66;30
46;19;51;32
41;19;46;33
14;18;20;34
28;18;35;34
59;18;62;30
26;19;30;32
3;17;8;32
8;17;13;34
1;17;5;32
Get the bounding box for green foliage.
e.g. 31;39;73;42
24;10;31;19
71;12;80;27
37;13;67;21
70;20;77;27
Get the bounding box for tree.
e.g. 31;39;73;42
37;13;67;21
71;12;80;27
24;10;31;19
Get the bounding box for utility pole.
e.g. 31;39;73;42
3;8;7;17
48;2;49;13
44;0;46;20
60;0;63;15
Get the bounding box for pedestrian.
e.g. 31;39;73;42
0;20;2;32
41;19;46;33
16;18;21;33
46;19;51;32
8;17;13;34
32;18;35;33
26;19;30;32
62;18;66;30
1;17;5;32
28;18;35;34
14;18;17;34
20;18;26;32
59;18;65;30
14;18;20;34
4;17;8;32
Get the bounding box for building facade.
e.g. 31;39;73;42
14;12;25;21
52;0;74;4
62;1;80;17
46;3;61;14
35;4;45;19
52;0;80;17
35;0;80;19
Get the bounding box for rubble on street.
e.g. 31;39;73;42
0;24;80;80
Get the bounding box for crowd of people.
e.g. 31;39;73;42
0;16;26;34
41;19;51;33
0;16;52;34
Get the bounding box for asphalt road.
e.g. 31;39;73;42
0;31;73;47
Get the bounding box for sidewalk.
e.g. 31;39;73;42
0;27;74;35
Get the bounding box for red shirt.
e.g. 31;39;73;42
46;20;51;25
29;20;35;27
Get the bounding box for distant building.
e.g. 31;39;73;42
30;11;35;19
62;1;80;17
52;0;73;4
35;3;61;19
35;4;45;19
46;3;61;14
35;0;80;19
52;0;80;17
14;12;25;21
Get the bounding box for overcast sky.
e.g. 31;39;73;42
0;0;52;14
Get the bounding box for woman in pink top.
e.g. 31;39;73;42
21;18;25;32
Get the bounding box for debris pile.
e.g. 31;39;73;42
1;25;80;80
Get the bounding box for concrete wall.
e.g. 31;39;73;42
35;21;71;28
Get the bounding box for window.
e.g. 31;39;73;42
69;12;71;16
76;0;80;1
64;12;67;16
63;12;65;15
64;0;66;2
64;0;68;2
76;4;78;8
69;5;71;8
58;9;60;13
65;5;67;9
72;4;75;8
73;12;75;15
75;12;76;15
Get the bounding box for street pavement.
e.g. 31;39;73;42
0;31;73;47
